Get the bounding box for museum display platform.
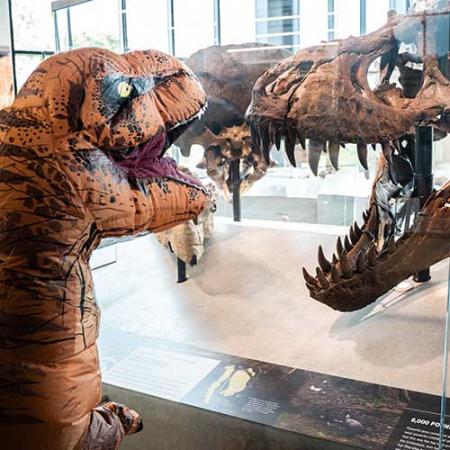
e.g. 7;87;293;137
93;218;450;449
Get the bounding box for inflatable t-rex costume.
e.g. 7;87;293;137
0;48;208;449
247;5;450;311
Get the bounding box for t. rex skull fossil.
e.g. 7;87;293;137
247;5;450;311
176;43;290;199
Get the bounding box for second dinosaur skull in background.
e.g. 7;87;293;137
176;43;290;199
247;5;450;311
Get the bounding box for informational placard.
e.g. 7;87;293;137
386;409;450;449
100;329;450;450
103;346;221;401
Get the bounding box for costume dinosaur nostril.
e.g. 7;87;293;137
0;47;208;450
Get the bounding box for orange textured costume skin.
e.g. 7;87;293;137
0;48;208;449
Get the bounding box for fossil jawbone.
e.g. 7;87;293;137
304;181;450;311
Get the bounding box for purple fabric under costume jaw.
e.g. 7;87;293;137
108;131;202;187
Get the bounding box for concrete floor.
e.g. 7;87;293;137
93;218;450;397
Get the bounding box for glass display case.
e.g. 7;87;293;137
2;0;450;449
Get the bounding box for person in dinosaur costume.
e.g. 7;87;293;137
0;47;208;449
247;4;450;311
176;43;290;199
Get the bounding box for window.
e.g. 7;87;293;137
220;0;256;45
10;0;55;90
126;0;169;52
172;0;215;58
12;0;54;52
54;0;121;53
327;0;335;40
255;0;300;51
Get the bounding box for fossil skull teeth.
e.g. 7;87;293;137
250;6;450;312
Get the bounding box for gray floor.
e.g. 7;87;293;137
93;219;450;397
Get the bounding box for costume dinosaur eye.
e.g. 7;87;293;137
117;81;132;98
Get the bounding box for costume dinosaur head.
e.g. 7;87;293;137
14;47;206;178
247;5;450;311
176;44;290;199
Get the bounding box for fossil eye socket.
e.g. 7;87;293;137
266;60;314;96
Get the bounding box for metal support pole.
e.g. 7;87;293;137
229;159;241;222
7;0;17;95
66;8;73;49
120;0;128;52
177;257;187;283
53;10;61;53
213;0;221;45
167;0;175;55
413;126;433;283
359;0;366;35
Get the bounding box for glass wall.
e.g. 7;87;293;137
2;1;449;448
172;0;215;57
6;0;450;227
10;0;54;88
54;0;121;52
126;0;169;52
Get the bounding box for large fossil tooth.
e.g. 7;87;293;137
328;142;340;170
330;265;341;283
349;224;358;245
308;140;324;176
318;245;332;273
287;127;297;146
357;143;369;170
344;235;353;252
261;126;271;163
362;209;369;222
297;132;306;150
336;237;344;256
285;132;297;167
355;251;367;273
332;253;339;265
368;245;378;266
382;141;393;163
354;221;362;239
250;124;261;149
303;267;316;286
275;131;282;151
340;251;353;278
316;267;330;289
269;122;280;150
